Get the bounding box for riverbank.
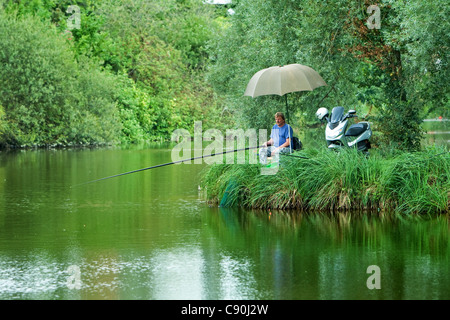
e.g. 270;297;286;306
201;146;449;214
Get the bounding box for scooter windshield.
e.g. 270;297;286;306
330;106;345;123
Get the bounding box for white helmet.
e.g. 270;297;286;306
316;107;329;120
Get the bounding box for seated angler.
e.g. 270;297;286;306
260;112;294;163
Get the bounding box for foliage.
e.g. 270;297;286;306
0;0;231;147
392;0;449;119
94;0;231;139
201;146;450;214
207;0;306;130
207;0;449;151
0;0;447;148
381;146;450;215
0;11;120;147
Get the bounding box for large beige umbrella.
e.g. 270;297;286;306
244;63;327;123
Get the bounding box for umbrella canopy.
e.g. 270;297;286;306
244;63;327;123
244;63;327;98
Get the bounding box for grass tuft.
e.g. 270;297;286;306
200;146;449;214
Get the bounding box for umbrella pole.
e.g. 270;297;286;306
285;95;290;124
285;95;292;153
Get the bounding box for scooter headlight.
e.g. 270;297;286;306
326;122;346;139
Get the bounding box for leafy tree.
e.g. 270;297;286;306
207;0;310;130
207;0;449;151
95;0;231;139
338;0;448;150
0;0;231;146
0;11;120;146
392;0;449;119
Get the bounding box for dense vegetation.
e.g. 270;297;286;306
0;0;448;151
208;0;449;151
0;0;230;147
201;147;449;214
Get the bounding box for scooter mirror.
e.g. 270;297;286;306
349;109;356;114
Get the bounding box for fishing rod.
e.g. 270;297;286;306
281;153;309;160
74;145;266;187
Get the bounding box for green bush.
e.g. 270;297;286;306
0;0;232;147
97;1;231;142
0;12;120;147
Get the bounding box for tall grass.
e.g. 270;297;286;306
381;149;450;214
200;146;449;214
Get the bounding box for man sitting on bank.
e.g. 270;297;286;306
260;112;293;163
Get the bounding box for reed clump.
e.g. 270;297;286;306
200;146;449;214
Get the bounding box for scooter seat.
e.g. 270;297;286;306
345;122;368;136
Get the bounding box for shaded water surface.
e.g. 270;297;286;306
0;144;448;300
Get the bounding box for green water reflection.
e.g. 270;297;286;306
0;144;448;300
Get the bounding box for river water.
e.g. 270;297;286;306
0;123;448;300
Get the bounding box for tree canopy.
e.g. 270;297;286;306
0;0;448;150
207;0;449;150
0;0;229;147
